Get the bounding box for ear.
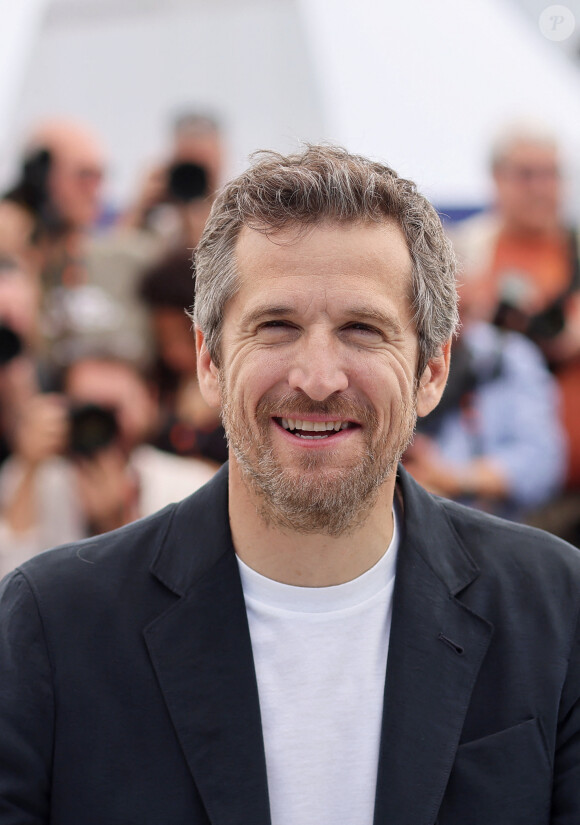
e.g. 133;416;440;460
416;339;452;419
195;327;221;409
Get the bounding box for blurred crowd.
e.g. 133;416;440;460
0;112;226;577
0;112;579;577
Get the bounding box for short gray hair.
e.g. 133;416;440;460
193;144;458;375
490;119;559;172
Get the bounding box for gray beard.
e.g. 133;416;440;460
220;382;416;537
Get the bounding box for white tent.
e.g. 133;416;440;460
1;0;580;210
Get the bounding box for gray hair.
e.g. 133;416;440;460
193;144;458;375
490;119;559;172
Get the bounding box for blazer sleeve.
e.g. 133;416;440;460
552;603;580;823
0;570;53;824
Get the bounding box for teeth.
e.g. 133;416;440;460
279;418;349;432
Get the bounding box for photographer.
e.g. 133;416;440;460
403;318;566;520
119;110;223;246
139;251;228;465
0;353;216;577
86;111;225;362
453;122;580;506
1;119;105;269
0;120;136;370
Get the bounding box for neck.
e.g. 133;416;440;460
227;457;397;587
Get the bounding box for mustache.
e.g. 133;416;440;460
256;390;378;427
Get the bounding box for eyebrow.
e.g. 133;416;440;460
241;304;405;335
241;306;295;327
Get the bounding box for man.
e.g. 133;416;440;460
139;251;228;464
453;122;580;499
0;118;106;265
0;120;135;366
403;317;566;520
1;146;579;824
88;110;226;362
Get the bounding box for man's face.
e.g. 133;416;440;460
493;141;561;234
66;359;155;452
197;220;448;535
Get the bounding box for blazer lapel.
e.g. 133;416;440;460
144;466;271;825
374;469;493;825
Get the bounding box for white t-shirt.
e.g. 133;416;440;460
237;510;399;825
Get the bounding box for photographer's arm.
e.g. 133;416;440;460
117;164;167;231
404;435;510;500
541;293;580;366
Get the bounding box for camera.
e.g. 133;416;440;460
2;147;68;238
166;161;208;203
0;323;24;367
492;272;565;341
68;404;119;457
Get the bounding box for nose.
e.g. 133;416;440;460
287;333;349;401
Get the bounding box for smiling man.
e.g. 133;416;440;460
1;146;580;825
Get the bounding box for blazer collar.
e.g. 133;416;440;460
149;462;481;597
149;462;232;595
145;462;271;825
146;463;493;825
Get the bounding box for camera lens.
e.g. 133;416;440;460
167;162;208;202
69;404;119;457
0;324;23;366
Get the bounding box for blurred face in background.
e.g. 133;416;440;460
152;307;198;376
27;121;106;232
65;359;156;452
493;140;561;235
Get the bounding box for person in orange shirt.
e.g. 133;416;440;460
453;122;580;543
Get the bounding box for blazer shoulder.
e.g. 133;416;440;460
439;496;580;591
20;500;175;573
6;467;230;619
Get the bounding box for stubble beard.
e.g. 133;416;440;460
220;377;417;537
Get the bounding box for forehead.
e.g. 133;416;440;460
499;141;559;169
232;220;412;307
66;360;145;400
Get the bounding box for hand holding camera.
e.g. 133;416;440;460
121;161;209;233
12;394;68;468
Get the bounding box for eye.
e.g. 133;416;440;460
261;320;291;328
256;320;299;342
343;323;383;340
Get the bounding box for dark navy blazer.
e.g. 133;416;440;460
1;464;579;824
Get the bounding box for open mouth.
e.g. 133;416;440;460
274;417;358;440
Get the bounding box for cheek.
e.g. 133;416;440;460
229;349;289;402
354;351;415;405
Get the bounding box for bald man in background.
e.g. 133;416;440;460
0;120;143;366
0;119;105;266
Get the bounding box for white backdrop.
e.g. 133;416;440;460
1;0;580;210
297;0;580;206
